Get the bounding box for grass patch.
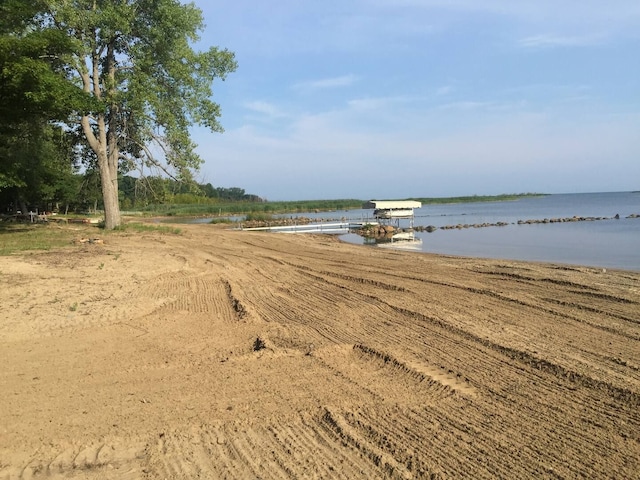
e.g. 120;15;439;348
0;220;181;256
113;222;182;235
0;223;80;255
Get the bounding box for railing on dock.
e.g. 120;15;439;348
241;221;377;234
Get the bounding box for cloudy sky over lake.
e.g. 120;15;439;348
191;0;639;200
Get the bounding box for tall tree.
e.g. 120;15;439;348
34;0;236;228
0;122;79;213
0;0;85;210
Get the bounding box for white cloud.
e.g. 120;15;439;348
436;86;454;96
435;101;491;111
195;92;640;199
364;0;640;23
518;33;604;49
293;74;359;91
191;0;640;199
347;95;411;110
243;101;287;118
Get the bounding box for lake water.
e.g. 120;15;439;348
290;192;640;271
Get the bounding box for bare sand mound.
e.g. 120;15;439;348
1;224;639;479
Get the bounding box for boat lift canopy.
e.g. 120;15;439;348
362;200;422;211
363;200;422;227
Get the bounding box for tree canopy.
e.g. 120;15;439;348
0;0;86;208
1;0;236;227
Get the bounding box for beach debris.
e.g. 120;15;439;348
253;336;266;351
74;237;105;245
306;343;315;356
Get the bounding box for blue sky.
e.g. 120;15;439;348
190;0;640;200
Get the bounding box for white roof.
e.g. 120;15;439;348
362;200;422;210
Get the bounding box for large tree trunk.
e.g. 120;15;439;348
81;119;122;229
79;38;122;230
81;115;122;229
98;149;121;229
102;41;122;229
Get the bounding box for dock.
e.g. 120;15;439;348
241;221;377;234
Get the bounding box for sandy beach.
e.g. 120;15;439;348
1;223;639;479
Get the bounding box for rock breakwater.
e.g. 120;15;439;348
413;213;640;233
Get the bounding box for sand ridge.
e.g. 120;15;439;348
1;224;639;479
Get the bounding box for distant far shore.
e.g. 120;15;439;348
111;193;549;219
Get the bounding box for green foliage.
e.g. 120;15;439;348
0;2;86;211
2;0;237;228
0;123;81;211
141;198;364;217
116;175;254;209
0;8;92;123
75;168;102;213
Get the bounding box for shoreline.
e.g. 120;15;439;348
1;224;639;478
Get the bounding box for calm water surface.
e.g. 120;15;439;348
335;192;640;271
190;192;639;271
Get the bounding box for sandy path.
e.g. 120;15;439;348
1;224;638;479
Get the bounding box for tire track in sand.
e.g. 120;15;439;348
315;343;477;403
132;271;241;321
0;440;147;480
289;265;640;408
144;418;384;479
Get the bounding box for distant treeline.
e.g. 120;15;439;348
1;171;264;214
145;193;546;217
410;193;546;204
147;199;364;216
2;174;544;217
119;176;264;210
